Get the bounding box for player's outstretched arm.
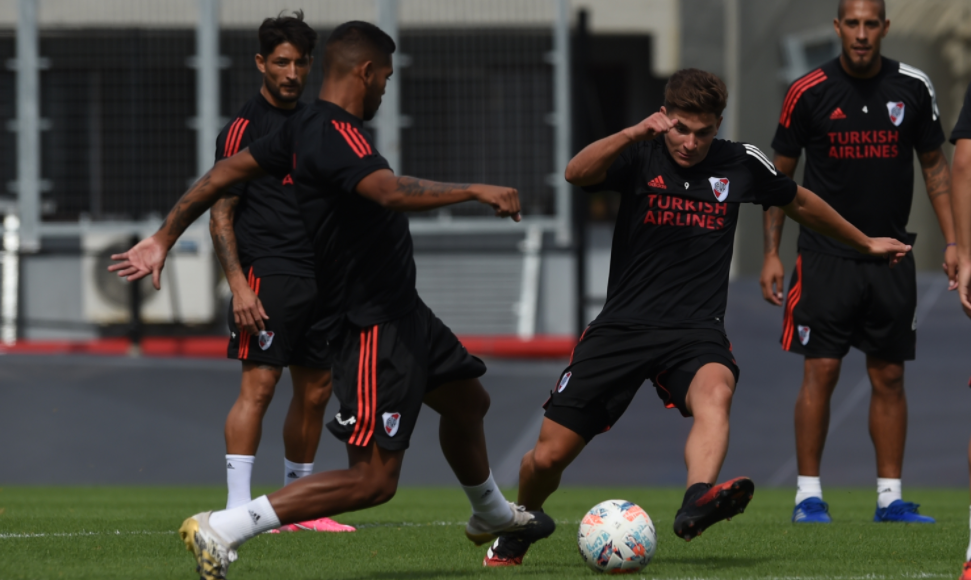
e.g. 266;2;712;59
760;153;799;306
918;148;959;290
952;139;971;317
210;194;267;334
108;150;265;289
781;186;912;266
356;169;521;221
565;112;676;187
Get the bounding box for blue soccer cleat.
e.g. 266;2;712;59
792;497;832;523
873;500;935;523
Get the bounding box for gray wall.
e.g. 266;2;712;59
681;0;959;276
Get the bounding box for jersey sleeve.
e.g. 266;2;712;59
214;117;255;198
320;120;391;194
740;144;797;209
906;69;946;153
580;141;643;194
248;117;296;181
772;71;826;158
950;81;971;144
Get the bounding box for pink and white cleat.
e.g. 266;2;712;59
267;517;356;533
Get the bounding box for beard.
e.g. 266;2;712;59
841;46;879;75
266;80;302;104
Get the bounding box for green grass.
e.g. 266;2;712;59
0;486;966;579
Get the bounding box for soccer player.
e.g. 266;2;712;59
482;68;911;567
949;81;971;580
760;0;958;524
109;21;554;578
208;12;351;533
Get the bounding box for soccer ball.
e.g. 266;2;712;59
577;499;657;574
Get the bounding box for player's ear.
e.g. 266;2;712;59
716;116;723;131
833;18;842;37
881;18;890;37
255;53;266;74
660;105;668;116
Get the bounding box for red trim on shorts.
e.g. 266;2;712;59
569;327;589;365
237;266;261;360
350;326;378;446
782;254;803;350
654;370;677;410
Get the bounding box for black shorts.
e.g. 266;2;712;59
781;250;916;362
326;299;487;451
227;268;331;369
543;325;740;443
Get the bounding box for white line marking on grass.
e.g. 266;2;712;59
0;530;170;539
767;279;948;487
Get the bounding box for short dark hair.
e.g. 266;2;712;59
323;21;396;75
663;69;728;117
258;10;318;59
837;0;886;21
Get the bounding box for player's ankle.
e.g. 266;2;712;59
876;477;902;509
795;475;823;504
462;471;512;527
209;495;282;548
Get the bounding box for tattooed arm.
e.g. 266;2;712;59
760;153;799;306
210;194;267;334
356;169;521;220
108;149;265;289
918;147;958;290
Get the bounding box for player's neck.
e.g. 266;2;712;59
318;80;365;119
260;84;298;110
838;53;882;79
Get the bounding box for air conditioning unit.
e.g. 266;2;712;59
81;228;216;324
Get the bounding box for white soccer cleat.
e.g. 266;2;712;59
178;511;238;580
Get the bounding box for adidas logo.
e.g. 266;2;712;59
227;463;234;469
647;175;667;189
286;471;298;479
830;107;846;120
249;510;261;525
482;489;493;498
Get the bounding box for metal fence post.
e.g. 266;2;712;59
375;0;402;174
195;0;220;180
15;0;41;253
551;0;572;247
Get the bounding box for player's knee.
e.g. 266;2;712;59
690;381;733;418
351;470;398;506
531;443;572;475
303;381;332;411
240;383;277;411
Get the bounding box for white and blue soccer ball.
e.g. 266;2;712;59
577;499;657;574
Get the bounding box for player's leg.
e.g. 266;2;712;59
964;437;971;579
672;360;753;541
180;441;404;576
224;362;282;508
783;251;858;523
518;418;587;511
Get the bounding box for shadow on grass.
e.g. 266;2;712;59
656;556;771;568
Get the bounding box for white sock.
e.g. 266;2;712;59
225;454;255;509
461;471;513;527
966;506;971;561
209;495;281;549
284;459;313;487
795;475;823;505
877;478;902;509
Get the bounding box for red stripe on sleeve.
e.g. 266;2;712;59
349;126;373;156
227;119;250;156
331;120;366;158
779;71;827;128
779;70;824;125
224;119;243;158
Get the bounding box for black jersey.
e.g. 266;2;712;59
584;137;797;330
950;81;971;144
772;57;945;260
249;100;409;338
214;93;315;278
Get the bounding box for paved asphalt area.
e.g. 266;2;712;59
1;275;968;489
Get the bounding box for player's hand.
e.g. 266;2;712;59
107;234;168;290
622;112;677;143
760;254;786;306
231;284;268;335
865;237;912;267
943;244;959;291
472;184;521;222
958;258;971;319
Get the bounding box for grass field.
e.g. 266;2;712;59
0;486;966;579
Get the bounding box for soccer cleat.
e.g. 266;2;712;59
466;502;556;547
792;497;832;523
959;561;971;580
266;517;356;533
873;500;935;523
178;511;238;580
674;477;755;541
483;536;529;567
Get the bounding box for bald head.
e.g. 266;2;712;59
838;0;885;21
323;21;396;79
